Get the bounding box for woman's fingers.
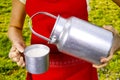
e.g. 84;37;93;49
9;47;21;58
9;45;25;67
17;57;25;67
93;63;108;69
12;57;20;62
103;25;115;32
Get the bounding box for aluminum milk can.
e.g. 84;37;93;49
29;12;113;65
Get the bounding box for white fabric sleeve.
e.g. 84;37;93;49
19;0;26;4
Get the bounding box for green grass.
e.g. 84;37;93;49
0;0;120;80
0;57;26;80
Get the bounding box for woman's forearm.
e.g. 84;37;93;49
8;0;26;44
8;26;24;44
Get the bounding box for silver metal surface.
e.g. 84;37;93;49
24;44;50;74
56;17;113;64
29;12;57;42
29;12;113;65
49;16;67;43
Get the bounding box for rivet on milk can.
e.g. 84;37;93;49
28;12;113;65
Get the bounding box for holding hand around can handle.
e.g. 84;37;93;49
93;25;120;68
9;42;26;67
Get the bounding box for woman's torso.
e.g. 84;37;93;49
26;0;89;67
25;0;98;80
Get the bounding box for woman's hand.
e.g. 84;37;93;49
93;25;120;68
9;42;26;67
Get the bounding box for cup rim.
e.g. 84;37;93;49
24;44;50;57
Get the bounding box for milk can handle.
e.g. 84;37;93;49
28;12;57;42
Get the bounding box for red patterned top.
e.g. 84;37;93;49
25;0;98;80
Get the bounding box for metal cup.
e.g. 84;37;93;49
24;44;50;74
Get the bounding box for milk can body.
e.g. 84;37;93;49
29;12;113;65
50;16;113;65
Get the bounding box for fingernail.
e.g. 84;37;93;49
19;49;24;53
16;48;24;53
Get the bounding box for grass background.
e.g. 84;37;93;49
0;0;120;80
